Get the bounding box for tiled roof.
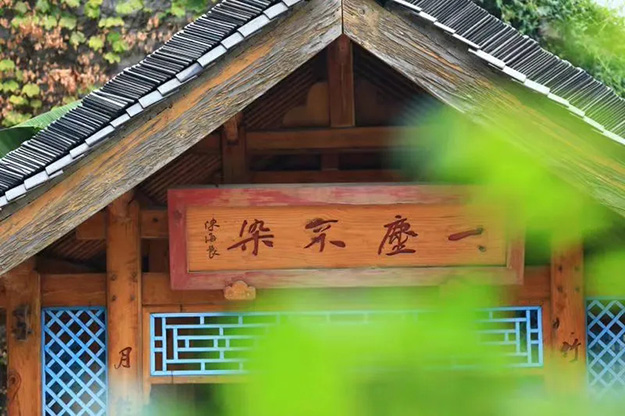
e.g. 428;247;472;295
0;0;304;208
381;0;625;142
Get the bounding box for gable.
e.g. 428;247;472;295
2;0;625;276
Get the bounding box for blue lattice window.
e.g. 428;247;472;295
150;307;543;377
42;307;107;416
587;299;625;393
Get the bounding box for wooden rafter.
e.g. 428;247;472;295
0;0;341;276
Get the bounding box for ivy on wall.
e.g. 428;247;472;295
0;0;215;127
476;0;625;98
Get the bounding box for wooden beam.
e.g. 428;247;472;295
107;192;142;413
550;239;585;389
247;126;413;152
221;113;248;183
143;273;226;305
4;259;41;416
76;209;168;240
343;0;625;219
0;0;342;276
327;35;355;127
251;169;403;183
41;273;106;307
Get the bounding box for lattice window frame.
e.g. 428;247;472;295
42;307;108;416
150;306;543;377
587;298;625;394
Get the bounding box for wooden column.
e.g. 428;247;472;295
107;191;142;413
550;238;585;389
4;258;41;416
221;112;248;184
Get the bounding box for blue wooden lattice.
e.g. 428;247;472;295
42;307;107;416
150;306;542;376
587;299;625;394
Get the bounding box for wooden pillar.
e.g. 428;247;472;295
107;191;142;413
550;237;585;389
4;258;41;416
221;112;248;184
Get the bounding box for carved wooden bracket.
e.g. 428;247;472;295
224;281;256;301
12;304;32;341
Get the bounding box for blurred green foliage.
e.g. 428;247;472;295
476;0;625;97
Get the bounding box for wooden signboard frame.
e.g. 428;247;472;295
168;185;524;290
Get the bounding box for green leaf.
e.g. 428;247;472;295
8;95;28;106
1;80;19;93
0;59;15;73
88;36;104;52
59;15;77;30
169;2;186;17
70;31;86;46
61;0;80;8
107;31;128;53
13;1;29;14
98;17;124;28
35;0;51;13
115;0;143;16
0;126;37;156
42;15;57;30
103;52;121;64
84;0;102;18
17;100;80;129
21;83;40;98
30;99;42;109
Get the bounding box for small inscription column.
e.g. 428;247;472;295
550;236;585;390
107;191;142;414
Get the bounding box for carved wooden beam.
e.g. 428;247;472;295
0;0;341;276
344;0;625;219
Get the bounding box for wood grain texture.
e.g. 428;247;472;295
169;185;523;289
41;273;106;307
4;259;41;416
247;126;415;152
107;193;143;414
221;113;248;184
76;209;168;240
550;240;585;389
327;35;355;127
251;169;402;183
0;0;342;276
344;0;625;219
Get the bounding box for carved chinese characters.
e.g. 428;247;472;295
185;205;508;273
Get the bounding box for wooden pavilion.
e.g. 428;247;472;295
1;0;625;414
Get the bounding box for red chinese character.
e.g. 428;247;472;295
227;219;274;256
205;218;219;232
378;215;418;256
304;218;346;252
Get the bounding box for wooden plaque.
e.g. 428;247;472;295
168;185;524;290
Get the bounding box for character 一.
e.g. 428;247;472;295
378;215;418;256
227;219;274;256
304;218;346;252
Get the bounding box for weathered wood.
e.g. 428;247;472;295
251;169;402;183
343;0;625;219
169;185;524;289
221;113;248;183
107;192;143;414
247;126;413;152
327;35;355;127
143;272;226;305
550;239;585;389
76;209;168;240
42;273;106;307
4;259;41;416
0;0;342;276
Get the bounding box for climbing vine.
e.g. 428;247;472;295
476;0;625;97
0;0;215;127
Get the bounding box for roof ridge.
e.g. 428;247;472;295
385;0;625;145
0;0;305;207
